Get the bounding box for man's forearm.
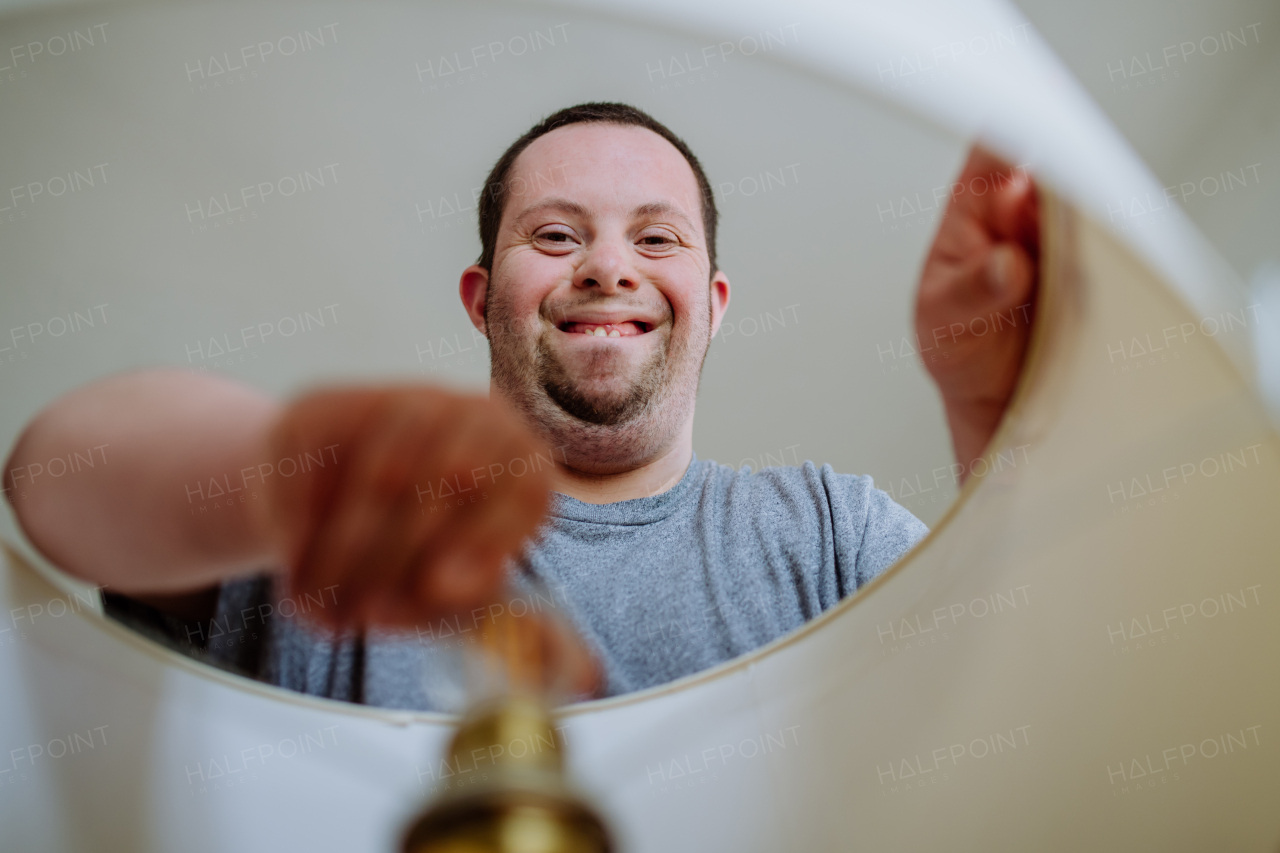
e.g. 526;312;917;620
3;368;283;593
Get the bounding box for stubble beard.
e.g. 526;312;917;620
486;287;712;475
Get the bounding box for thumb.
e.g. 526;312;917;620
982;242;1035;311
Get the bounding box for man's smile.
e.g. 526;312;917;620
557;320;652;338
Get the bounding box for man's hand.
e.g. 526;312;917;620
255;386;555;630
915;145;1039;483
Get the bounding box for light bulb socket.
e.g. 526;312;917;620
402;694;612;853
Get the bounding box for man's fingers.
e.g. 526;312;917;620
989;170;1039;248
262;385;555;632
264;389;382;568
337;401;505;625
421;545;507;613
913;143;1041;462
921;144;1038;338
927;207;990;268
293;393;449;612
984;242;1036;309
411;463;550;615
947;145;1036;243
918;241;1035;358
396;410;551;617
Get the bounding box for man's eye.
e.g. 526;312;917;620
640;233;676;246
536;230;573;244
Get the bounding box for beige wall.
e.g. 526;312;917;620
4;0;1273;543
0;0;967;537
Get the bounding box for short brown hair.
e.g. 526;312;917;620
476;102;718;280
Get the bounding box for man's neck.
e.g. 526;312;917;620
550;433;694;505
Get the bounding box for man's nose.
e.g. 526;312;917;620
574;243;636;294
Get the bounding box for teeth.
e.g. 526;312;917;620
567;323;641;336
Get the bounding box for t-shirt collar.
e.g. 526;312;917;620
549;451;704;525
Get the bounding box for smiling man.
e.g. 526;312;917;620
473;111;732;501
4;102;1038;707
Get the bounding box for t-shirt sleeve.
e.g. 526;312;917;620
820;464;929;596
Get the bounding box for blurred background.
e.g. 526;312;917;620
1015;0;1277;279
0;0;1274;544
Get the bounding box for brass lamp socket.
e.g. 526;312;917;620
401;695;613;853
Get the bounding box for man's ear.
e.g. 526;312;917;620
459;264;490;336
709;270;731;338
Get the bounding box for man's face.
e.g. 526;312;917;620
461;123;730;473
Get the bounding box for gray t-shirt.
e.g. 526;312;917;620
116;455;927;710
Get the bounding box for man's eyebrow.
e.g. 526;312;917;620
630;201;697;232
513;197;594;225
512;197;697;232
